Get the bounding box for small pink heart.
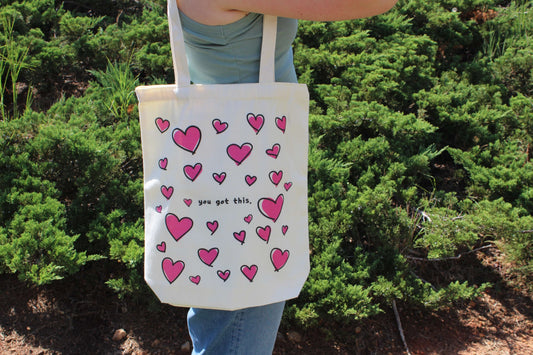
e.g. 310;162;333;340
158;157;168;170
282;225;289;235
156;241;166;252
212;118;228;134
165;213;193;242
184;163;202;182
213;172;226;184
247;113;264;134
162;258;184;284
271;248;289;271
183;199;192;207
258;194;284;223
275;116;286;133
227;143;253;165
284;182;293;191
155;117;170;133
198;247;219;267
189;275;201;285
241;264;258;282
156;205;163;213
244;214;253;224
256;225;271;243
206;220;219;234
172;125;201;154
245;175;257;186
161;185;174;200
266;144;280;159
233;230;246;244
269;170;283;186
217;269;230;281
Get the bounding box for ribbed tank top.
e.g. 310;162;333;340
178;10;298;84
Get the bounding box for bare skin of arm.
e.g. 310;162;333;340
177;0;399;25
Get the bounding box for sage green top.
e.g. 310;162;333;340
179;10;298;84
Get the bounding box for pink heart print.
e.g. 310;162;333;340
271;248;290;271
165;213;193;242
184;163;203;181
258;194;284;222
241;264;258;282
244;214;253;224
158;157;168;170
266;143;280;159
156;241;166;252
206;220;219;234
217;269;230;281
156;205;163;213
161;185;174;200
282;225;289;235
269;170;283;186
256;226;272;243
155;117;170;133
227;143;253;165
198;247;219;267
173;125;202;154
213;172;226;184
162;258;185;283
233;230;246;244
275;116;286;133
212;118;228;134
245;175;257;186
247;113;264;134
284;182;293;191
183;198;192;207
189;275;201;285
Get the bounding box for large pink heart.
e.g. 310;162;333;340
198;247;219;267
247;113;264;134
271;248;290;271
269;170;283;186
162;258;184;283
161;185;174;200
257;194;284;222
184;163;202;181
165;213;193;242
227;143;253;165
241;264;258;282
256;225;271;243
173;125;201;154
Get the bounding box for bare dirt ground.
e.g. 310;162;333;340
1;249;532;354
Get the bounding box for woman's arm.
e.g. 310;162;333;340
177;0;398;25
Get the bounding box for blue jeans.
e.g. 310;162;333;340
187;301;285;355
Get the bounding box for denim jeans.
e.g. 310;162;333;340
187;301;285;355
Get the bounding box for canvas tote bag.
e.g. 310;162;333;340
135;0;309;310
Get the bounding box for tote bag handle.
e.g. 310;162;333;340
167;0;277;87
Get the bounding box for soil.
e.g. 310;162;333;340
1;250;532;355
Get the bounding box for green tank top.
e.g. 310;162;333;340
179;11;298;84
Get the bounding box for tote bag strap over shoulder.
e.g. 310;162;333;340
167;0;278;87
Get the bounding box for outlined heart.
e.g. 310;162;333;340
183;199;192;207
156;205;163;213
241;264;258;282
245;175;257;186
162;258;184;284
227;143;253;165
266;143;280;159
213;172;226;184
172;125;201;154
161;185;174;200
189;275;201;285
271;248;290;271
282;225;289;235
269;170;283;186
284;182;293;191
155;117;170;133
184;163;203;181
156;241;166;252
165;213;193;242
206;220;219;234
244;214;253;224
257;194;284;223
247;113;264;134
233;230;246;244
275;116;286;133
198;247;219;267
212;118;228;134
217;269;230;281
158;157;168;170
256;225;271;243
